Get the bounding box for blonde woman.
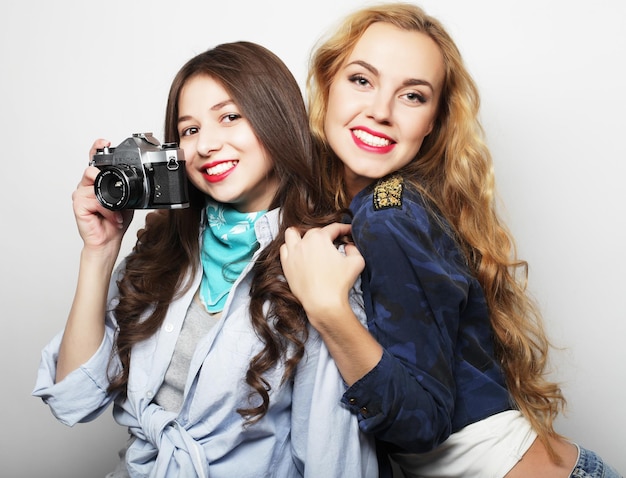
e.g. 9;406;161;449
280;3;621;477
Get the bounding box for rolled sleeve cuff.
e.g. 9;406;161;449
341;350;395;422
32;329;118;426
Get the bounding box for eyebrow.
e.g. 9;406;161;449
177;99;236;124
346;60;435;91
211;99;235;110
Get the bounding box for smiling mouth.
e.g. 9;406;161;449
206;160;238;175
352;129;392;148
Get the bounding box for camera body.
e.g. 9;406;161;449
91;133;190;210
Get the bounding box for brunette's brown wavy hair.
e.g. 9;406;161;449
108;41;343;422
308;2;566;460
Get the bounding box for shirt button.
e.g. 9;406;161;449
164;323;174;332
146;390;154;399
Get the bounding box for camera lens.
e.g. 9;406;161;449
94;167;144;210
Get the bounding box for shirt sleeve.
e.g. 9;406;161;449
32;319;121;426
343;195;471;452
291;279;378;477
32;267;125;427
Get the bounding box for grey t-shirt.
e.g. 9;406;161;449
107;293;220;477
154;295;220;412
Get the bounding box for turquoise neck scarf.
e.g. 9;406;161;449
199;201;265;313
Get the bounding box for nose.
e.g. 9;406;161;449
196;127;222;157
366;90;393;125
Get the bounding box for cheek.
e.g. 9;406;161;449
246;138;274;176
234;128;263;155
325;84;347;125
400;123;433;160
407;112;437;143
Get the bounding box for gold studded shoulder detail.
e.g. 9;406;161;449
373;175;404;210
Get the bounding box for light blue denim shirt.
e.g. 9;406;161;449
33;208;377;478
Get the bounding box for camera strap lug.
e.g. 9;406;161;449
167;157;180;171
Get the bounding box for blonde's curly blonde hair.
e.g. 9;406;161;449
308;2;566;460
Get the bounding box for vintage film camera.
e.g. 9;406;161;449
91;133;190;210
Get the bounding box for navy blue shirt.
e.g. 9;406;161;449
341;176;511;475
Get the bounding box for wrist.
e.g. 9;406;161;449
304;300;354;332
80;244;120;275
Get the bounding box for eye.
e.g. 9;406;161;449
348;74;372;88
180;126;199;137
403;91;427;105
222;113;242;123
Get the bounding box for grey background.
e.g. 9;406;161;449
1;0;624;476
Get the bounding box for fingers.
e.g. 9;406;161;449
69;139;133;250
88;138;111;162
77;164;100;187
73;164;126;234
280;223;363;322
80;137;108;188
284;223;353;245
343;243;366;272
283;226;303;244
76;153;126;228
322;222;353;240
279;244;289;265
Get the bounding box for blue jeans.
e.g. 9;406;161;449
571;445;623;478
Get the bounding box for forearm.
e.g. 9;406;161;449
307;302;383;386
56;246;119;382
312;301;453;451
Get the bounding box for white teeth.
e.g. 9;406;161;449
353;129;391;147
206;161;237;175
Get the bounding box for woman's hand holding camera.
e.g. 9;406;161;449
73;139;134;255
